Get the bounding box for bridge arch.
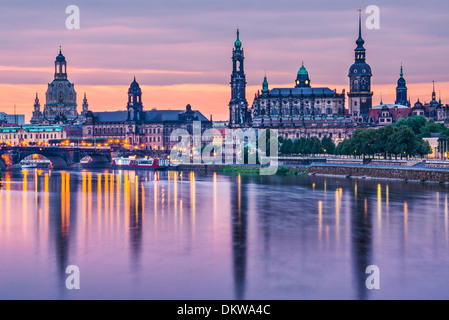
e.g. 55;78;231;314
0;155;7;170
79;153;111;168
17;152;68;169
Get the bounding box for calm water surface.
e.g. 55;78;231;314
0;169;448;299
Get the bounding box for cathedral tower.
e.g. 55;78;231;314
395;64;408;106
348;12;373;122
229;29;249;128
127;77;144;122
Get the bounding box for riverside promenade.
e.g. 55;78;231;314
175;157;449;183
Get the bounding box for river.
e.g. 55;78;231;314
0;169;448;299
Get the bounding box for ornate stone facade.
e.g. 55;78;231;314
30;48;88;125
83;78;212;150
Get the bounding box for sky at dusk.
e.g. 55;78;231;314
0;0;448;122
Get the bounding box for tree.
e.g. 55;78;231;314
395;116;427;135
419;120;449;138
321;136;335;155
335;139;352;156
389;125;418;159
308;137;323;155
280;139;293;155
298;138;308;154
416;139;432;158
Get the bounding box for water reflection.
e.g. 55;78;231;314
231;174;247;300
350;182;373;300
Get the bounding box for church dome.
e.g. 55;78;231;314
298;64;308;76
349;62;372;76
129;77;141;93
56;47;66;62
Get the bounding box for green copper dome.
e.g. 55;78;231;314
298;62;308;76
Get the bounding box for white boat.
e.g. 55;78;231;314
112;157;169;170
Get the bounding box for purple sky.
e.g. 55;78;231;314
0;0;448;120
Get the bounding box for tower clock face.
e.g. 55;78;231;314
305;80;309;85
362;98;367;103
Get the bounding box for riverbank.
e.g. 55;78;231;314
176;164;308;176
176;163;449;184
308;164;449;184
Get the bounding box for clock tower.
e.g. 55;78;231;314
229;29;249;128
348;11;373;122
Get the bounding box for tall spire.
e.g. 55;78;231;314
432;80;437;101
400;63;403;78
262;74;269;94
356;9;365;48
380;92;383;105
234;28;242;49
358;9;362;39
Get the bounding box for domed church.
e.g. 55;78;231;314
31;47;84;125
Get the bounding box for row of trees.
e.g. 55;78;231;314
279;136;335;155
334;126;431;159
278;116;438;158
395;116;449;140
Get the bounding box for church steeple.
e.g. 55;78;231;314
229;29;248;128
262;74;269;94
430;80;439;107
30;93;43;125
54;46;67;80
432;81;436;101
395;63;408;106
80;92;89;120
355;10;366;63
348;10;373;121
234;28;242;49
127;77;143;122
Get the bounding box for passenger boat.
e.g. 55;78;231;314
111;157;169;170
20;159;51;169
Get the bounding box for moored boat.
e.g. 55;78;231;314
112;157;169;170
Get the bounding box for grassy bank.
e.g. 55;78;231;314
220;165;308;176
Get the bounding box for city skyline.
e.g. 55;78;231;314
0;0;448;122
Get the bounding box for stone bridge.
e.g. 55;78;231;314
0;146;112;170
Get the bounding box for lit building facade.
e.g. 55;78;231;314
82;78;212;150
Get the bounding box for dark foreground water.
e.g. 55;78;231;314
0;169;448;300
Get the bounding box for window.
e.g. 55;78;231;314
272;108;278;115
